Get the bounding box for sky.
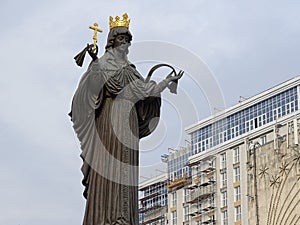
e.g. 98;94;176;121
1;0;300;224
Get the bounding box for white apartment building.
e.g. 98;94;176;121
166;147;192;225
139;174;168;225
184;76;300;225
140;76;300;225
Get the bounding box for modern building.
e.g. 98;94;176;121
166;147;192;225
139;76;300;225
185;76;300;225
139;174;168;225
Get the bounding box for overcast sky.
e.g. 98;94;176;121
1;0;300;224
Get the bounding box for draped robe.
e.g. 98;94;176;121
69;49;168;225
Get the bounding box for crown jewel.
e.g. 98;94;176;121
109;13;130;30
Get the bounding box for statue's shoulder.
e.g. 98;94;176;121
94;52;119;71
87;54;109;72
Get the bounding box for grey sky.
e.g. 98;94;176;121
1;0;300;224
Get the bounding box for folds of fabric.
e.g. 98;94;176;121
70;50;165;225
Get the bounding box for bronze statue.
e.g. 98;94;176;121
69;13;183;225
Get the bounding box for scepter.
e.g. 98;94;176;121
88;22;103;54
74;22;103;67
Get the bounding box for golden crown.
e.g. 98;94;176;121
109;13;130;30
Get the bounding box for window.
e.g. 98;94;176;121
208;195;215;206
233;147;240;163
261;135;267;145
222;210;228;225
220;153;227;169
190;87;299;154
209;215;215;224
184;206;189;222
184;188;190;202
235;205;242;222
221;191;227;207
197;202;202;212
171;192;177;207
234;166;240;182
234;186;241;202
171;210;177;225
221;171;227;187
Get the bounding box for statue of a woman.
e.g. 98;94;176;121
69;14;183;225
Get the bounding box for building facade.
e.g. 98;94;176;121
185;77;300;225
166;147;192;225
247;121;300;225
139;174;168;225
139;76;300;225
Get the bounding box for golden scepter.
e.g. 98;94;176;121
74;22;103;67
89;22;103;53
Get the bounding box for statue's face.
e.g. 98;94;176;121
113;34;131;53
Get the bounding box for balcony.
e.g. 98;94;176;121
189;208;202;217
202;219;216;224
168;173;190;189
201;165;215;174
199;180;215;187
187;185;216;204
141;215;164;225
139;204;163;213
140;192;159;202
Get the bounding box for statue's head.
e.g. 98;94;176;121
105;26;132;50
105;13;132;50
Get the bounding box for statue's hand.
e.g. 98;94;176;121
167;70;184;82
87;44;98;60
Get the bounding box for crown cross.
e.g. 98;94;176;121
109;13;130;30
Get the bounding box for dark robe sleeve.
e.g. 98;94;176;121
113;65;167;139
93;64;165;139
135;96;161;138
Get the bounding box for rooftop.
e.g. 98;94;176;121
185;76;300;134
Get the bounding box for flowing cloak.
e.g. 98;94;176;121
69;49;168;225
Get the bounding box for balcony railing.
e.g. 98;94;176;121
168;173;190;189
188;185;216;204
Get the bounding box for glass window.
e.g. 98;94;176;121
234;186;241;202
261;135;267;145
233;147;240;164
234;166;240;182
184;206;189;222
222;210;228;225
221;171;227;187
171;210;177;225
171;192;177;207
184;188;190;202
221;191;227;207
190;87;298;154
220;153;227;169
235;205;242;222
